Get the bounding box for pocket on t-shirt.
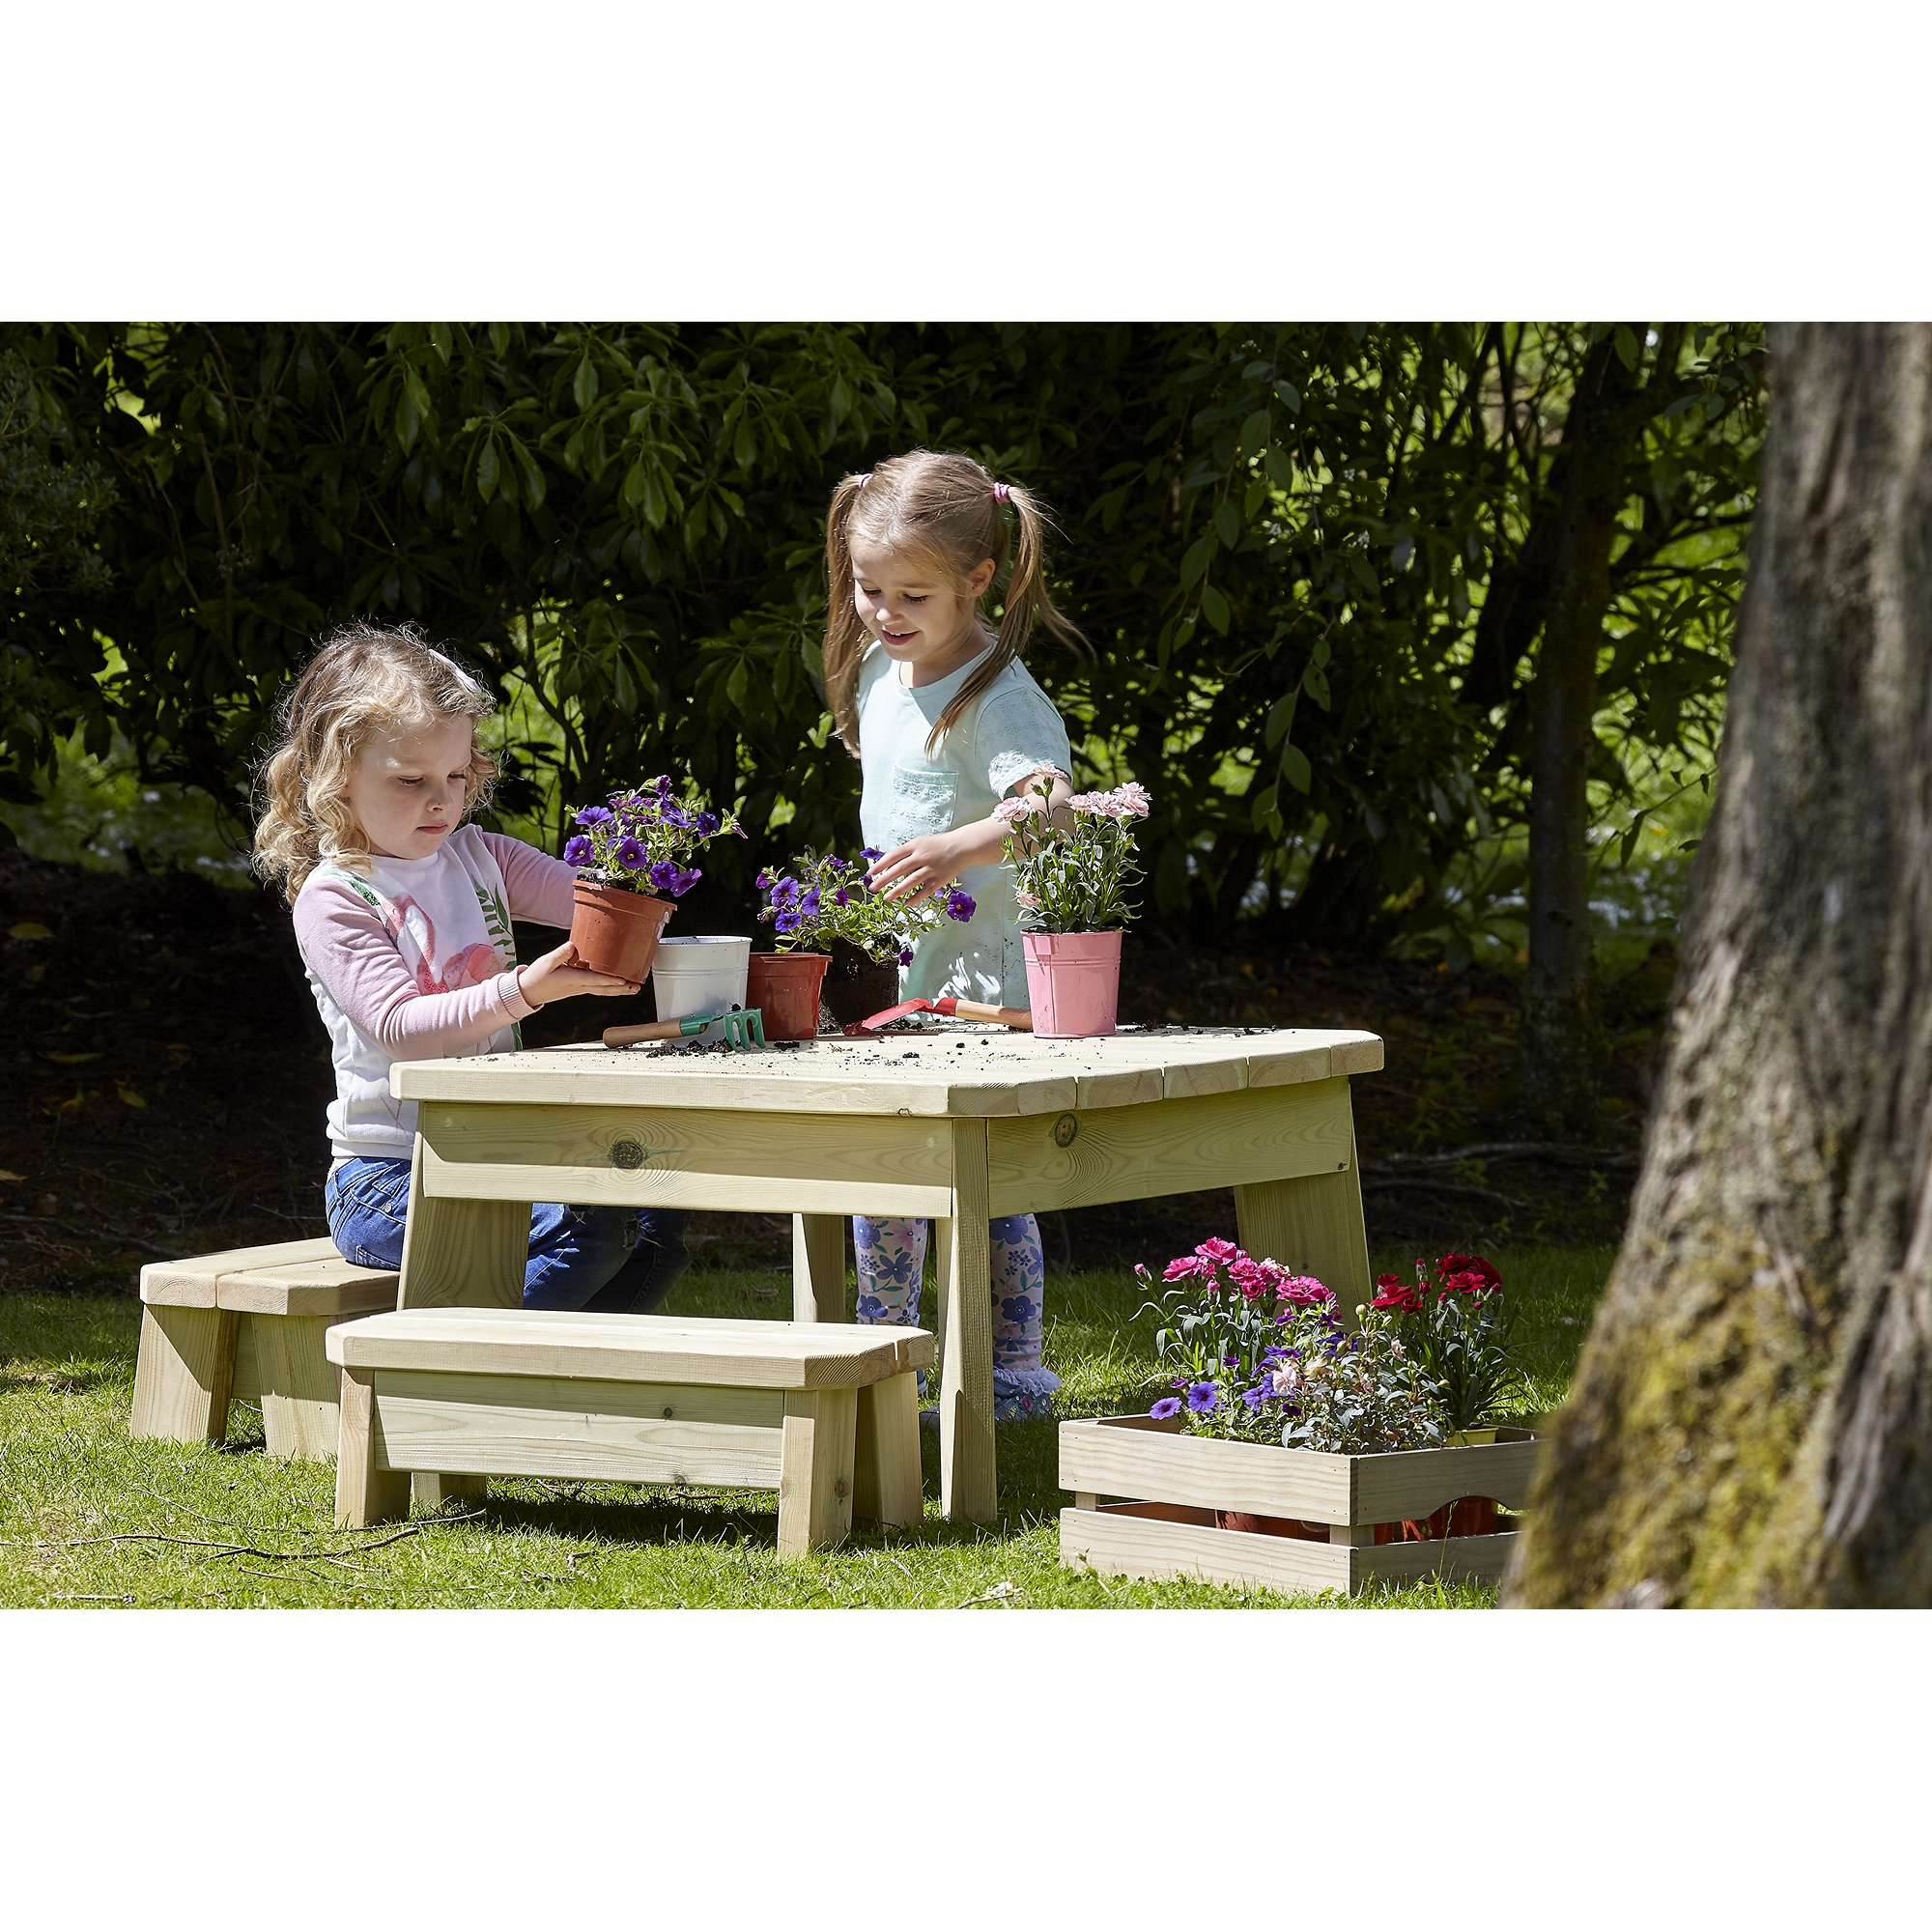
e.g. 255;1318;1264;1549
882;764;958;843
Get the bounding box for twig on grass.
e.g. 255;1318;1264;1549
3;1520;451;1562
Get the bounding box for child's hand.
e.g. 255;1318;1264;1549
517;941;640;1006
867;829;985;907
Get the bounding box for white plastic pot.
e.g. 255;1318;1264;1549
650;935;753;1042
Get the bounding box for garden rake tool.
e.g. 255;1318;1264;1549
844;996;1033;1036
603;1008;767;1049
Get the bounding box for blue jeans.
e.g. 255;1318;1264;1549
326;1157;692;1314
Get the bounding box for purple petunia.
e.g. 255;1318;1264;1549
1149;1396;1182;1421
614;837;648;870
562;836;593;867
834;888;850;905
574;806;614;829
944;888;976;922
897;947;914;965
861;846;883;861
775;912;800;935
1185;1381;1220;1413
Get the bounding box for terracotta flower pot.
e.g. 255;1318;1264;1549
821;943;901;1029
1213;1509;1329;1541
1021;929;1122;1037
746;951;830;1040
569;880;674;982
1373;1496;1501;1543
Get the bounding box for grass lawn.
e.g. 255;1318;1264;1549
0;1246;1614;1610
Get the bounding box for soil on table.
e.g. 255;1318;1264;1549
0;850;1671;1298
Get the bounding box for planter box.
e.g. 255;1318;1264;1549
1059;1413;1540;1597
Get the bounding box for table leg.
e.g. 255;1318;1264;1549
1234;1119;1373;1315
397;1135;528;1310
936;1119;996;1524
792;1213;847;1323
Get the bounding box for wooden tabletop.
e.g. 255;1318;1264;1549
390;1025;1384;1118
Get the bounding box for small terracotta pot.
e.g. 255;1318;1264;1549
568;880;674;981
821;943;901;1029
746;952;830;1040
1213;1509;1329;1541
1022;929;1122;1037
1373;1495;1501;1544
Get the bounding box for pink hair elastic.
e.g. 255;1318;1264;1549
991;482;1010;503
856;473;871;489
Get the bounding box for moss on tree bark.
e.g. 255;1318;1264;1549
1505;323;1932;1605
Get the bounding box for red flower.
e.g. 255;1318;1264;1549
1436;1253;1502;1299
1372;1274;1423;1314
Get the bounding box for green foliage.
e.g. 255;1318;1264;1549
0;323;1762;948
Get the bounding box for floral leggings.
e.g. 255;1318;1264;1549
851;1214;1061;1421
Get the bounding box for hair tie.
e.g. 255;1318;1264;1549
856;472;871;490
990;482;1010;504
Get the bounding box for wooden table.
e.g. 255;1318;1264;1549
388;1024;1383;1524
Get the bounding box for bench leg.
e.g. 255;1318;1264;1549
335;1368;411;1528
853;1373;923;1526
778;1387;858;1556
130;1305;238;1445
252;1314;344;1461
791;1213;847;1323
412;1472;488;1509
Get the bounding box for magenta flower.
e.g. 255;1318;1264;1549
1195;1238;1238;1264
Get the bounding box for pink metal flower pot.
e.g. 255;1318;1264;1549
1021;929;1122;1037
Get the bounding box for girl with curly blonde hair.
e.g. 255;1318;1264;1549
255;622;689;1311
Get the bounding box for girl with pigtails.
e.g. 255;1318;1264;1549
823;448;1085;1421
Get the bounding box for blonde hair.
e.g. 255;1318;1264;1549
252;622;499;903
823;448;1085;755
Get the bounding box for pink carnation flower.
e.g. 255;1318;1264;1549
1195;1237;1239;1264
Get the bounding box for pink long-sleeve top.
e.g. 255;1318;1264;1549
292;825;577;1160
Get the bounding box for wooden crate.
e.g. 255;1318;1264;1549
1059;1413;1540;1597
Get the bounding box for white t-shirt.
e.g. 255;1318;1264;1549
293;825;575;1160
856;641;1071;1007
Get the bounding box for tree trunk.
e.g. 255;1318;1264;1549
1517;335;1650;1131
1504;323;1932;1606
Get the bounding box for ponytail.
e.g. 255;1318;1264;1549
819;450;1086;759
822;470;874;754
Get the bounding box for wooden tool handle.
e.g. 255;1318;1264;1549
602;1020;687;1047
947;999;1033;1031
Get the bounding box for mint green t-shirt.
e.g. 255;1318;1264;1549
856;640;1071;1007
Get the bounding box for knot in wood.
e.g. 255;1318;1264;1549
610;1138;648;1171
1053;1114;1079;1149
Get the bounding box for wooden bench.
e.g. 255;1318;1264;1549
132;1238;399;1460
325;1308;932;1555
